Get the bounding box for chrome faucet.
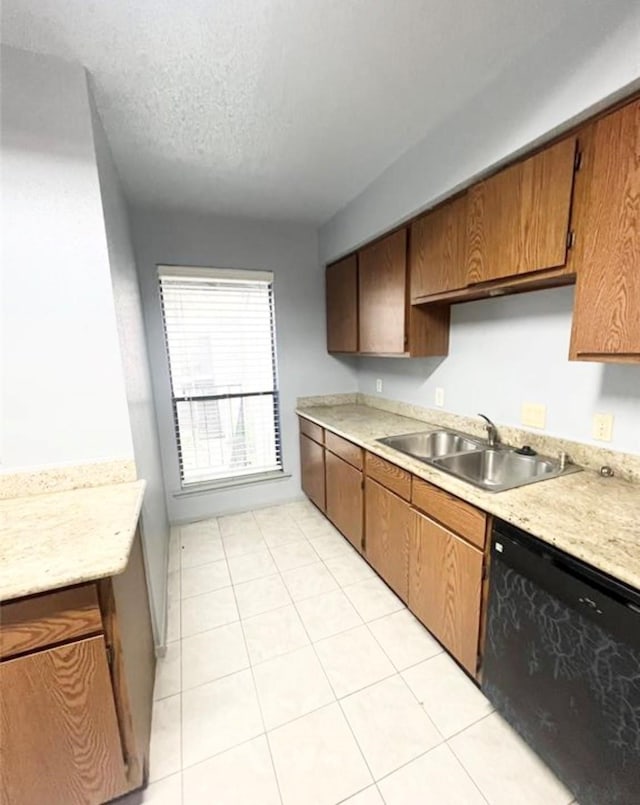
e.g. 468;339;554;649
478;414;499;447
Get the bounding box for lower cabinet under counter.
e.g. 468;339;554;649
0;529;155;805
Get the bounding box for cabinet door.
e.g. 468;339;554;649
0;636;128;805
300;433;325;512
409;513;483;676
325;451;363;551
570;100;640;360
364;478;411;601
359;229;407;354
326;255;358;353
467;137;577;284
410;194;468;299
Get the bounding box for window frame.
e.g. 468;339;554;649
157;264;284;490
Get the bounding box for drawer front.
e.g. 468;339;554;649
299;416;324;444
365;452;411;500
411;478;487;549
0;584;103;660
325;431;363;470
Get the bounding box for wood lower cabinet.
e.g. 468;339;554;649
325;450;363;551
0;530;154;805
0;636;128;805
364;478;411;601
300;432;326;512
326;255;358;353
570;100;640;362
466;136;578;285
409;511;484;676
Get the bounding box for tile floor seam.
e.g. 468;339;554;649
254;510;383;799
232;509;286;805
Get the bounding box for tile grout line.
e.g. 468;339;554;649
227;510;285;805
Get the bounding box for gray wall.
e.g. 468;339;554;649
1;45;133;468
319;10;640;455
358;288;640;454
90;97;171;646
131;209;357;523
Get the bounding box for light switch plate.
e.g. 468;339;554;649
592;413;614;442
521;402;546;429
376;378;383;393
435;387;445;407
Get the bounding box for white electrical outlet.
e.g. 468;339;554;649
435;387;445;407
592;413;614;442
521;402;547;429
376;378;383;393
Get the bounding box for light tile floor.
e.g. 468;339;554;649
132;500;577;805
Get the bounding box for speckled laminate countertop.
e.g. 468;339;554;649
298;404;640;590
0;480;146;601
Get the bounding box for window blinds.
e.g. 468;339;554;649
158;266;282;486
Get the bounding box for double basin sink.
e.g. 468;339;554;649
378;429;580;493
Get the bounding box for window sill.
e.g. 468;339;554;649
173;470;292;498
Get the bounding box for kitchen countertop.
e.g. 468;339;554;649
298;404;640;590
0;480;146;602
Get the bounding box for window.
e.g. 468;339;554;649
158;266;282;487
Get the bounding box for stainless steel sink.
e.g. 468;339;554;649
432;449;567;492
377;429;581;492
378;430;481;459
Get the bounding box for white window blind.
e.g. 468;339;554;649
158;266;282;487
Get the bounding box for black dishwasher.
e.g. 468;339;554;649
482;519;640;805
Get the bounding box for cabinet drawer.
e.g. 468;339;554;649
0;584;103;660
299;417;324;444
325;431;363;470
411;478;487;549
365;452;411;500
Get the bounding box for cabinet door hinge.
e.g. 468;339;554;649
106;644;114;667
574;150;582;171
567;230;576;250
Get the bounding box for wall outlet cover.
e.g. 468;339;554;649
592;413;614;442
376;378;383;393
435;387;445;407
521;402;546;429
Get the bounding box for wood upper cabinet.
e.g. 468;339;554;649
570;100;640;362
325;450;363;551
364;478;411;602
359;229;407;353
0;636;128;805
466;136;578;285
326;255;358;353
410;194;468;300
409;511;484;676
300;432;325;512
358;229;450;356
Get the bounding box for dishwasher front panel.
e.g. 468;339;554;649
482;534;640;805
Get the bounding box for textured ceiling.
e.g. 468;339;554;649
0;0;627;222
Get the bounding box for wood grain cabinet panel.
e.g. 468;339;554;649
326;255;358;353
410;194;469;300
364;478;411;601
299;416;324;445
325;431;363;470
0;636;128;805
325;451;363;551
411;478;487;549
300;433;326;512
409;512;484;676
570;100;640;361
0;584;102;660
365;451;411;501
359;229;408;354
467;137;577;284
